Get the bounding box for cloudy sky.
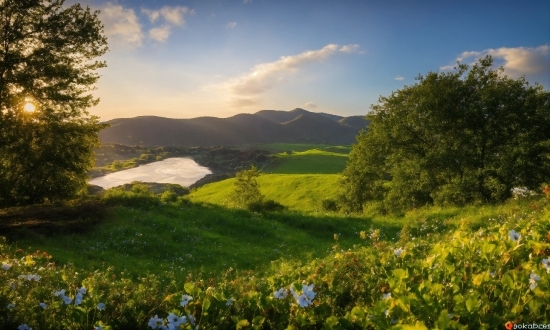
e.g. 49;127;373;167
65;0;550;121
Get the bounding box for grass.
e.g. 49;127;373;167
235;143;351;154
189;174;342;213
265;149;348;174
3;200;380;280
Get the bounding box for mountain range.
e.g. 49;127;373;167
98;108;369;147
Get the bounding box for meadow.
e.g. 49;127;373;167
1;144;549;329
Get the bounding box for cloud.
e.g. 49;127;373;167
215;44;359;108
142;6;190;26
440;45;550;77
304;102;317;108
395;76;404;81
101;3;143;47
149;25;171;42
339;44;362;54
226;22;237;29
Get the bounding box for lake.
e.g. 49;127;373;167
89;157;212;189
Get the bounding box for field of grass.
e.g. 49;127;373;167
189;174;342;213
265;149;348;174
235;143;351;154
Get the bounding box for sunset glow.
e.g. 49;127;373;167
23;102;35;112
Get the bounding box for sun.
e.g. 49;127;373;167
23;102;36;112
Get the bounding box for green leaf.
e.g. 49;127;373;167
351;306;365;320
202;298;211;311
392;269;408;280
325;315;339;327
236;319;250;329
184;282;195;294
501;274;514;289
465;296;479;313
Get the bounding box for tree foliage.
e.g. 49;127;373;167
0;0;108;206
233;165;263;208
341;56;550;213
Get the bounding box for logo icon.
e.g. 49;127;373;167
505;321;514;330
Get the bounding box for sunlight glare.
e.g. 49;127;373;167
23;102;35;112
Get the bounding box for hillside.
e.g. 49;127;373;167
98;108;368;147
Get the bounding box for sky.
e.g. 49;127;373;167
64;0;550;121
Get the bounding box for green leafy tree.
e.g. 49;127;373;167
0;0;108;206
341;56;550;213
233;165;263;207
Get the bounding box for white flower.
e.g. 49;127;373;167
18;324;32;330
54;289;66;297
39;302;47;309
297;295;310;307
97;303;106;311
530;272;540;290
26;274;40;281
78;287;87;294
273;288;287;299
148;315;165;329
180;294;193;307
167;312;186;326
75;292;83;306
509;230;520;241
394;248;404;257
7;303;15;309
2;263;10;270
62;295;73;305
226;297;234;306
383;293;391;300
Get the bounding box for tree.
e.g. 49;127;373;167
0;0;108;206
340;56;550;213
233;165;263;207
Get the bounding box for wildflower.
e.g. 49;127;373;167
542;259;550;273
39;303;47;309
167;312;186;327
529;272;540;290
187;314;196;325
148;315;164;329
394;247;404;257
2;263;10;270
290;284;315;307
180;294;193;307
490;271;496;277
54;289;66;297
97;303;106;311
94;326;103;330
383;293;391;300
226;297;234;306
297;295;310;307
384;309;389;317
62;295;73;305
78;287;87;294
7;303;15;309
75;292;83;306
448;313;453;319
274;288;287;299
18;324;32;330
509;230;520;241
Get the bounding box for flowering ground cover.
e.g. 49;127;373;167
1;192;549;328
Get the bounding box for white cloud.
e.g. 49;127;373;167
339;44;362;54
226;22;237;29
304;102;317;108
149;25;171;42
142;6;190;26
441;45;550;77
101;3;143;47
395;76;404;81
214;44;359;108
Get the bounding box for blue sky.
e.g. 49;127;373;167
66;0;550;120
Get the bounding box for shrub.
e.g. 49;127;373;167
321;198;339;212
247;199;285;212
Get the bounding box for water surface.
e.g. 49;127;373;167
89;157;211;189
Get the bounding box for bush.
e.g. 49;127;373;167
321;198;339;212
160;190;178;203
247;199;286;212
102;183;159;209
